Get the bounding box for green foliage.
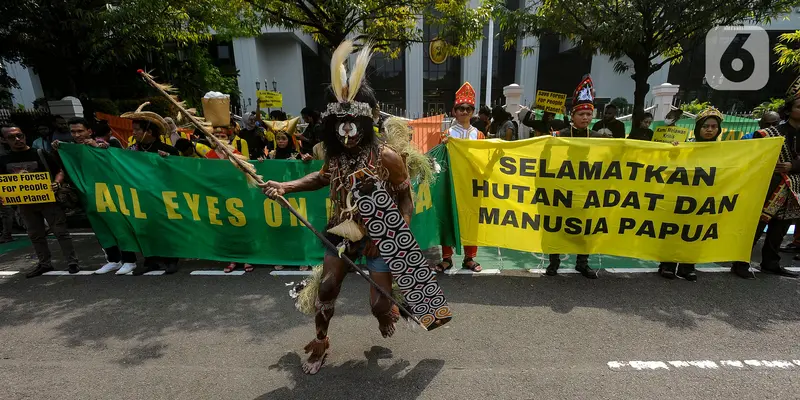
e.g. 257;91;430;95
116;97;178;119
490;0;795;112
610;97;629;109
163;47;241;111
85;98;120;115
247;0;486;57
679;100;711;115
775;31;800;73
0;0;259;97
0;90;12;109
752;98;786;119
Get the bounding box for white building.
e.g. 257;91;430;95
5;6;800;114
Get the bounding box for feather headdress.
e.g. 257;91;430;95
135;70;262;187
323;40;374;118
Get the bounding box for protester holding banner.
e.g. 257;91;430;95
628;111;654;141
548;75;601;278
592;104;625;138
238;112;268;160
92;120;123;149
656;107;724;281
0;124;80;277
730;78;800;279
174;138;213;158
492;106;517;141
299;107;323;154
663;109;683;127
519;109;569;137
120;104;181;275
471;105;492;134
437;82;482;272
54;118;138;275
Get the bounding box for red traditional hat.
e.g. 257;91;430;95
572;74;595;113
454;82;476;108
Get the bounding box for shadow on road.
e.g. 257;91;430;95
256;346;444;400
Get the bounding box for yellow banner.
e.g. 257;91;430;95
0;172;55;205
447;137;782;263
534;90;567;114
652;126;689;143
256;90;283;108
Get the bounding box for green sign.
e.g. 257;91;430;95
58;144;460;265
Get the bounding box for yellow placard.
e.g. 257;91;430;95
447;136;782;263
0;172;55;205
256;90;283;108
534;90;567;114
652;126;689;143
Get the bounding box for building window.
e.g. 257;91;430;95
368;52;406;113
217;45;231;60
423;19;461;116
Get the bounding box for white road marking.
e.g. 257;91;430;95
42;271;96;276
190;270;246;276
445;268;501;275
610;359;799;371
270;270;313;276
720;360;745;368
0;271;19;276
12;232;96;237
606;268;658;274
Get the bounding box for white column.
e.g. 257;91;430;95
405;16;424;118
484;20;494;107
232;37;261;114
503;84;523;121
651;83;680;121
460;0;483;108
515;0;539;108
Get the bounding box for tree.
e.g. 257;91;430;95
0;0;260;98
752;98;785;118
490;0;795;120
246;0;487;57
775;30;800;74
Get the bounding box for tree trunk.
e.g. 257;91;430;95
630;56;652;134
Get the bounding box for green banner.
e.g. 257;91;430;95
58;144;459;265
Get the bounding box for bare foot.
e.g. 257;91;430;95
377;305;400;338
302;337;329;375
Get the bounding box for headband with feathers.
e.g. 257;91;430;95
324;40;374;118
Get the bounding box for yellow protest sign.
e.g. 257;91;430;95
534;90;567;114
0;172;55;205
256;90;283;108
447;137;782;263
652;126;689;143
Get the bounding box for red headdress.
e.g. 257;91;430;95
572;75;595;113
454;82;476;108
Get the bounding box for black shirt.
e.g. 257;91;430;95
628;127;654;141
592;119;626;138
128;140;180;156
0;147;61;176
239;128;267;160
108;137;123;149
557;126;601;138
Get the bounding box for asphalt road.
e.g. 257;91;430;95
0;237;799;399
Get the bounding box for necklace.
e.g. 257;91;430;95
140;141;155;151
570;125;588;137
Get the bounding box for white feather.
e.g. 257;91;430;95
330;41;353;103
348;43;373;102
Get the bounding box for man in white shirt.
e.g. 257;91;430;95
443;82;481;142
436;81;482;273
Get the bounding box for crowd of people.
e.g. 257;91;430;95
0;71;798;284
0;101;335;277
